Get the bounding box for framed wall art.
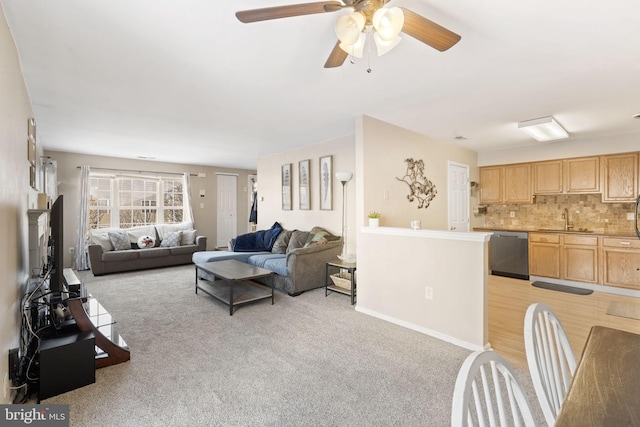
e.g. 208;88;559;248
299;159;310;210
282;163;292;210
27;118;38;189
319;155;332;210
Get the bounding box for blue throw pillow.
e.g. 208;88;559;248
233;222;283;252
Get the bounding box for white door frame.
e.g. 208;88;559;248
447;161;470;232
216;173;238;248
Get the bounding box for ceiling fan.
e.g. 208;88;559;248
236;0;461;68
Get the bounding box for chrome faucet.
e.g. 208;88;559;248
562;208;573;231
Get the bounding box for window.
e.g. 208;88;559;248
88;172;187;230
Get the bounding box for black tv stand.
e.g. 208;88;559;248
31;269;130;400
61;269;130;368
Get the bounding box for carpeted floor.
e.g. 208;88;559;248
44;265;546;426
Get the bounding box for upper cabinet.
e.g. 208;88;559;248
479;163;532;204
601;153;638;202
479;166;503;204
533;160;563;194
482;152;638;204
565;156;600;193
533;156;600;194
505;163;533;203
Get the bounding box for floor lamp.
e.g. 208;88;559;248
335;172;355;263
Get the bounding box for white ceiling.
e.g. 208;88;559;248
3;0;640;169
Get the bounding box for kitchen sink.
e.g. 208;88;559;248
537;228;593;233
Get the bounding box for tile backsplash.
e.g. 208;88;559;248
483;194;637;235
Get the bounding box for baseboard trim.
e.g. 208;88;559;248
355;305;488;352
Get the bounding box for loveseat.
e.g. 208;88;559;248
88;223;207;275
192;223;341;296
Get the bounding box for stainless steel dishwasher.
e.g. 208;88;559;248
489;231;529;280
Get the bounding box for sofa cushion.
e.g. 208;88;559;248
160;231;183;247
247;254;287;277
286;231;310;253
272;230;292;254
192;251;268;265
181;229;197;245
170;245;197;256
102;250;139;262
90;227;122;251
305;227;340;248
155;222;194;241
109;230;131;251
138;247;171;258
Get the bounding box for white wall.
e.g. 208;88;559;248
0;6;36;404
357;228;491;349
257;136;356;246
356;115;481;230
354;116;489;348
47;151;256;265
478;132;640;166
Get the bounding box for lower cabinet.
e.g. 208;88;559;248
529;233;560;278
603;238;640;290
529;233;599;283
562;235;599;283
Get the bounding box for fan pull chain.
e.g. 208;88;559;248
366;26;373;73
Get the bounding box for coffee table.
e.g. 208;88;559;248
195;260;275;315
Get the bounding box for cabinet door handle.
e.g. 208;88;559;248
540;238;548;242
619;241;631;246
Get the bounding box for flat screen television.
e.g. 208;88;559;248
48;195;65;294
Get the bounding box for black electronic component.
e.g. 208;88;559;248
8;348;19;382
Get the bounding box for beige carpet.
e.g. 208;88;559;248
607;301;640;321
43;265;545;426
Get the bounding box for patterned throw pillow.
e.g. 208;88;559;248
160;231;183;247
108;230;131;251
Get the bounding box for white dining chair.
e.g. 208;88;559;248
524;302;577;426
451;350;537;427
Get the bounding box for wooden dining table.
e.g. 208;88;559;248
554;325;640;427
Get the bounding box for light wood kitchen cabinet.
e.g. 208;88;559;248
601;153;638;202
533;160;563;194
602;237;640;290
504;163;533;203
565;156;600;193
480;164;532;204
479;166;503;204
562;235;599;283
529;233;560;278
533;157;600;194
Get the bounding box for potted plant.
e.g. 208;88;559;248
368;211;381;227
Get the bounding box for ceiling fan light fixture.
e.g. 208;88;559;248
335;12;365;45
374;32;401;56
339;32;366;58
372;7;404;41
518;116;569;142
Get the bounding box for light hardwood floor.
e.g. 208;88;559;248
488;275;640;368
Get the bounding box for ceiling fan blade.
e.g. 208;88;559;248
236;1;343;23
324;41;348;68
399;7;461;52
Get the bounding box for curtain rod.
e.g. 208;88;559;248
77;166;198;177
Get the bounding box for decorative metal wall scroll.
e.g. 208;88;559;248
396;158;437;209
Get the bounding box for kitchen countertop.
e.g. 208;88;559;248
473;227;638;238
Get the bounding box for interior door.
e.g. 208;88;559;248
448;162;470;231
217;174;237;248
